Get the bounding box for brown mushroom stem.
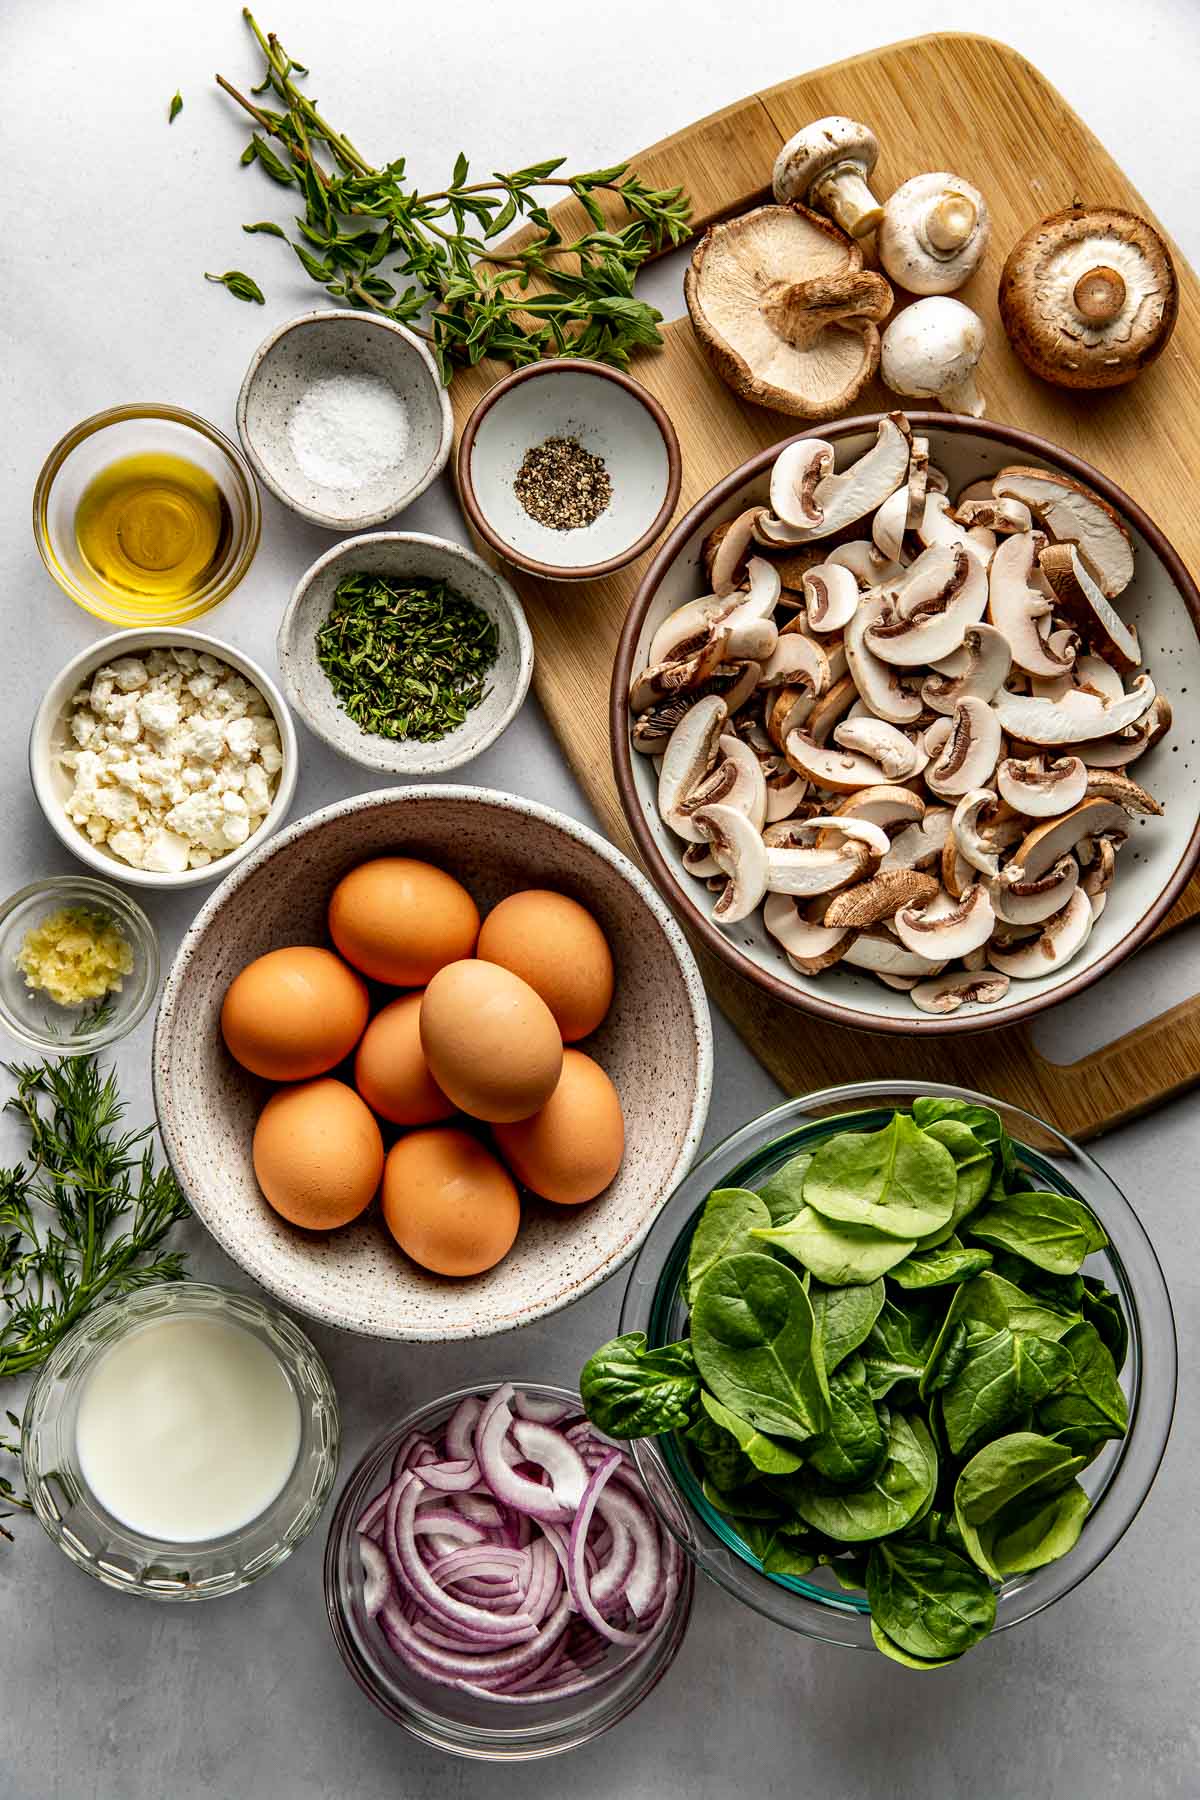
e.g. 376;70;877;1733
1073;265;1127;324
761;272;893;349
813;166;883;238
926;194;978;255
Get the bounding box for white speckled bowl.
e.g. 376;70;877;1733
152;788;713;1341
277;533;533;776
28;628;299;892
236;311;453;530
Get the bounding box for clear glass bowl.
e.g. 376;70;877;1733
324;1382;695;1760
33;404;261;625
620;1082;1177;1650
22;1283;339;1600
0;876;159;1051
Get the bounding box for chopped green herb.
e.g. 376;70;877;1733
204;268;265;303
168;90;184;123
315;573;499;744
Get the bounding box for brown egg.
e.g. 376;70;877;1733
329;858;479;986
476;890;615;1042
420;961;563;1124
381;1127;520;1276
354;993;455;1126
221;946;369;1082
253;1079;384;1230
493;1050;624;1205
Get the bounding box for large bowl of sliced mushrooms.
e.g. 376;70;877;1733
611;412;1200;1034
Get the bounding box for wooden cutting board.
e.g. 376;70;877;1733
450;32;1200;1140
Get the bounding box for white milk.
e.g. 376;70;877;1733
75;1313;302;1542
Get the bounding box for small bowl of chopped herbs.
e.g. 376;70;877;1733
457;361;681;581
581;1082;1177;1669
278;532;533;775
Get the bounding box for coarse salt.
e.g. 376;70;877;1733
287;372;412;491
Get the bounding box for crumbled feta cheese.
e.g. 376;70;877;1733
58;651;282;874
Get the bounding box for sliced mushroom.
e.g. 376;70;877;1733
689;803;770;923
878;172;990;295
764;839;874;897
833;716;928;780
925;696;1002;798
709;508;760;596
1080;769;1159;817
996;754;1088;817
1008;797;1130;881
987;530;1077;678
632;693;705;754
866;545;988;666
685;206;891;417
880;297;987;416
772;117;884;238
685;734;768;832
757;414;912;544
825;868;940;928
922;623;1012;714
894;882;995;959
760;631;831;692
990;854;1081;925
682;841;723;879
830;785;926;835
1080;837;1118;899
801;562;860;632
1031;653;1125;706
806;673;862;744
657;694;727;841
844;594;926;726
647;562;780;666
629;626;731;713
916;492;995;569
906;438;931;532
770;440;836;529
766;684;817;749
993;674;1155;746
987;887;1093;977
952;789;1007;878
991;467;1134;598
998;205;1178;391
953;496;1033;535
841;930;945;977
911;969;1010;1014
784;731;890;791
763;892;856;972
800;815;891;861
1080;694;1172;767
880;806;953;872
1039;541;1140;674
827;539;904;588
872;486;910;562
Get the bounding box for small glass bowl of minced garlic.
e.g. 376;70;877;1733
0;878;159;1052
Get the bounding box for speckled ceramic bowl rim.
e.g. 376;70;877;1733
235;310;454;529
276;532;535;774
456;360;683;580
151;785;714;1338
28;626;300;892
611;410;1200;1038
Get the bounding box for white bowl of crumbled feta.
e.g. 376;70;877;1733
29;630;299;888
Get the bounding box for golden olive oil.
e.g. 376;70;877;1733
74;452;232;607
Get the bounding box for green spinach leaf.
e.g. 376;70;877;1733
1080;1277;1129;1374
869;1616;964;1669
891;1235;993;1289
954;1431;1086;1580
752;1211;914;1286
686;1187;771;1305
959;1271;1079;1342
803;1115;957;1240
685;1407;754;1492
941;1327;1075;1456
861;1299;937;1399
967;1189;1108;1276
866;1539;996;1662
580;1332;699;1438
691;1253;830;1442
805;1354;887;1484
911;1096;1015;1177
701;1477;780;1520
810;1278;885;1371
985;1481;1091;1576
916;1119;996;1246
1036;1321;1128;1448
699;1390;804;1476
791;1411;937;1542
756;1151;813;1226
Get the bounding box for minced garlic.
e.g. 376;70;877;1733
15;907;134;1008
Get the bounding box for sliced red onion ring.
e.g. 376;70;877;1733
567;1453;647;1647
390;1474;539;1644
419;1458;483;1493
444;1394;484;1461
510;1419;589;1512
359;1535;391;1619
513;1392;577;1426
475;1387;575;1524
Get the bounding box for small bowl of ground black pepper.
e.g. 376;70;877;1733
276;532;533;776
456;360;681;582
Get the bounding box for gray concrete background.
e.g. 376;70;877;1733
1;2;1197;1794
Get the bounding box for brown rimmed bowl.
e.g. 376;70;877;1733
611;412;1200;1037
456;361;681;581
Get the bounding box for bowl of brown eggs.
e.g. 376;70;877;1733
152;786;712;1340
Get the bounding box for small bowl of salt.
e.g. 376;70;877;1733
236;311;453;530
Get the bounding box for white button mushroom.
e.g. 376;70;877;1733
881;297;987;416
878;173;990;295
772;117;884;239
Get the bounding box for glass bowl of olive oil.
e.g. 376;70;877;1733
33;405;261;626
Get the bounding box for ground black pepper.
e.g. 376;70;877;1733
513;436;612;531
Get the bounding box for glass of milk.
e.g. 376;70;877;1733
20;1282;339;1600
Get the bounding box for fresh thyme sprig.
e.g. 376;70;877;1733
0;1051;191;1383
214;10;692;379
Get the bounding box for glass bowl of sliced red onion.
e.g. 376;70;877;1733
323;1381;694;1760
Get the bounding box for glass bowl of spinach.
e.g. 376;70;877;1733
581;1083;1176;1667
